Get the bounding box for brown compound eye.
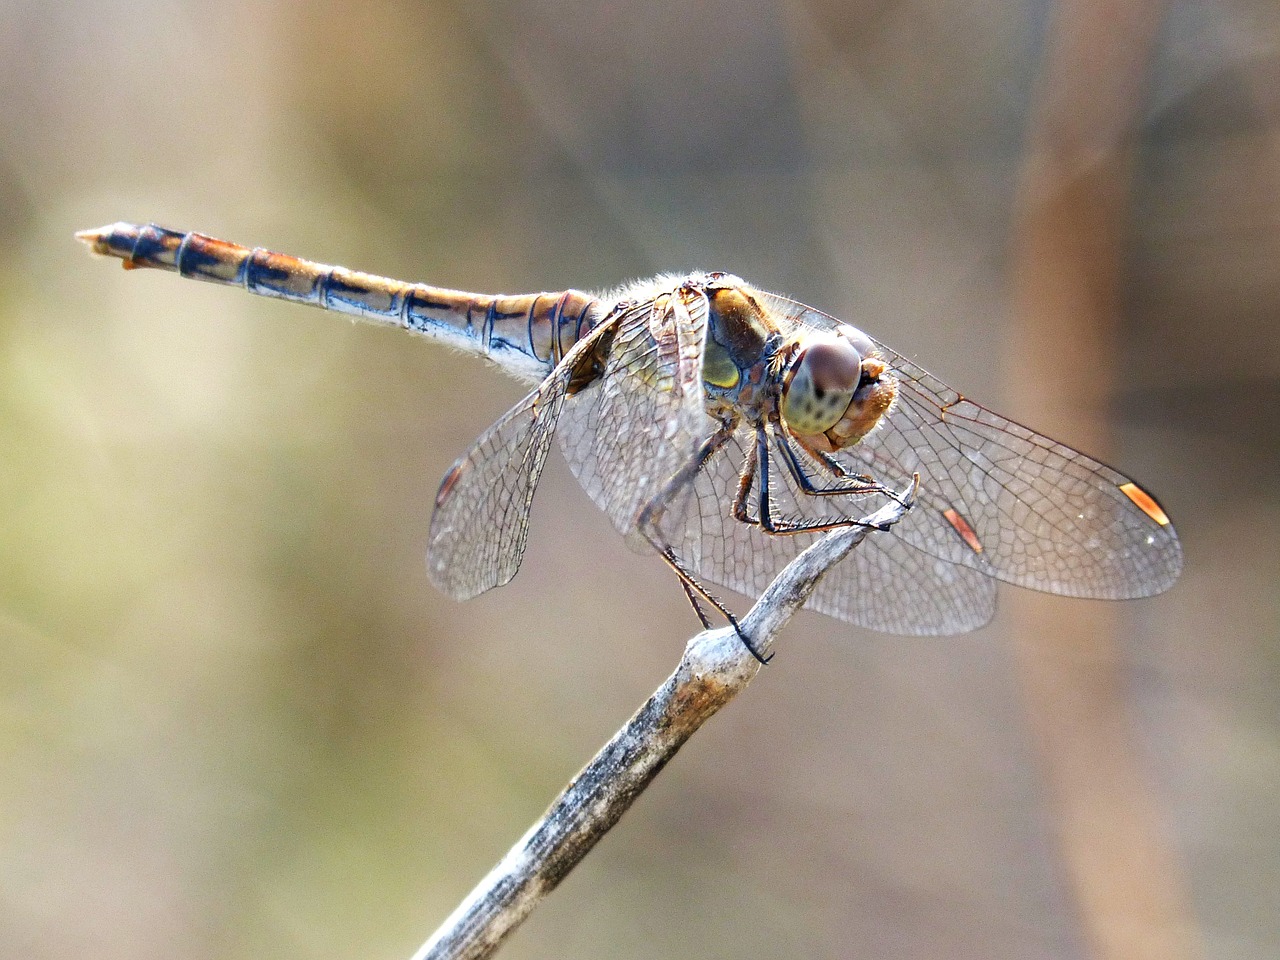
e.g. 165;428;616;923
839;325;875;362
780;334;863;435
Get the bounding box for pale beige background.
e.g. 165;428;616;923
1;1;1277;958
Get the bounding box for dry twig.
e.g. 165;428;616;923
411;477;918;960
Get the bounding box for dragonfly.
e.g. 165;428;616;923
78;222;1182;638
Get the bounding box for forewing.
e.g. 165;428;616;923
427;321;615;600
756;291;1183;600
650;424;996;634
559;287;711;538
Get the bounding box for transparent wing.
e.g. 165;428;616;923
648;424;997;634
427;320;617;600
756;292;1183;600
558;287;711;539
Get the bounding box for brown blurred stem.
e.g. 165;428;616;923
1009;1;1200;958
409;478;917;960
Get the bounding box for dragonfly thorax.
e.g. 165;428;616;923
702;285;771;390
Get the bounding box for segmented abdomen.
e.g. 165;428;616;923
80;222;602;381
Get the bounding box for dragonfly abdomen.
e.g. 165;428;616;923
77;222;601;382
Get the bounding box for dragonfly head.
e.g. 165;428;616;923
779;326;898;451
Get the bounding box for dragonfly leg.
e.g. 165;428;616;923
730;433;760;524
744;423;899;536
638;421;772;665
677;576;714;631
653;545;772;665
772;424;893;499
637;419;738;541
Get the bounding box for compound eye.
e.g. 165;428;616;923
839;325;875;360
780;335;863;435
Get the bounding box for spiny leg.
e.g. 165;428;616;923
678;576;713;631
744;423;897;536
772;421;895;500
652;545;771;664
730;430;760;525
638;421;772;665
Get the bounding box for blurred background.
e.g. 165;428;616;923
2;1;1277;958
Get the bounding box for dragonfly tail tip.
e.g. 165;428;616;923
75;224;126;256
75;226;108;253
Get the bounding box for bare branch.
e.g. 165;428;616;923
411;477;917;960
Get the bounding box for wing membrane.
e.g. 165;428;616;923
427;320;617;599
558;287;711;539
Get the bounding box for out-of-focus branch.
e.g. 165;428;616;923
410;479;917;960
1009;2;1200;959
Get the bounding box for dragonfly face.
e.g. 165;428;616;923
701;278;899;456
779;327;898;455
